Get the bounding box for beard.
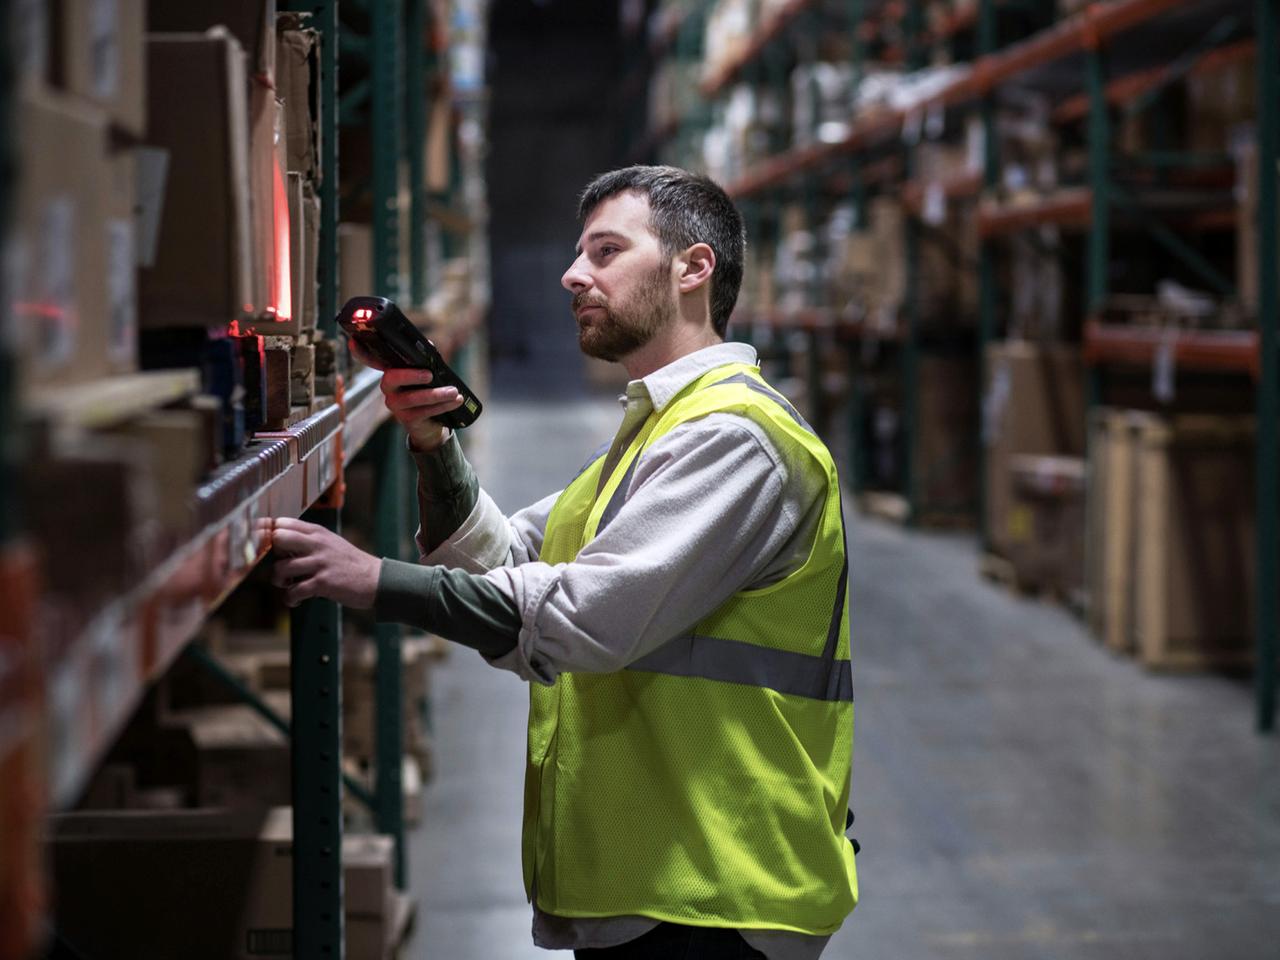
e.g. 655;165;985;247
573;263;676;362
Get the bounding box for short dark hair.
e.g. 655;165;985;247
577;165;745;338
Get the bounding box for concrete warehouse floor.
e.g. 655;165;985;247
409;396;1280;960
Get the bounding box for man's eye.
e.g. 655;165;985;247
599;246;618;257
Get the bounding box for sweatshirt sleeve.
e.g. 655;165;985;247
374;558;521;658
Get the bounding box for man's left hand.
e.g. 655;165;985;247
267;516;381;609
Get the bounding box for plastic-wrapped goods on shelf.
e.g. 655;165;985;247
702;0;752;83
702;83;783;187
791;62;856;149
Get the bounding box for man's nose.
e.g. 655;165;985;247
561;254;590;293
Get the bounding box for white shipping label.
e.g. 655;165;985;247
37;197;77;369
106;218;137;363
12;0;49;84
902;109;923;146
89;607;129;727
90;0;121;98
1153;333;1176;404
50;660;88;804
923;182;947;227
982;362;1012;446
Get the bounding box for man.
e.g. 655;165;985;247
270;166;858;959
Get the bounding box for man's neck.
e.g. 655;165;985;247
621;319;722;381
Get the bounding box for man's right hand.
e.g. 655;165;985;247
351;339;466;452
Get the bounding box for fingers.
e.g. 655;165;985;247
271;555;321;587
348;338;385;371
379;368;435;394
284;576;318;608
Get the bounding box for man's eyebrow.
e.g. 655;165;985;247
575;230;627;256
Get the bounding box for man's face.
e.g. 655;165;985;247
561;192;678;362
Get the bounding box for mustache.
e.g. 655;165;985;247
572;292;608;313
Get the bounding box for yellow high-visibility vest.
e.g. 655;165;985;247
525;360;858;934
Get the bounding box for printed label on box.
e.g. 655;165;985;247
36;196;77;369
90;0;121;99
12;0;49;84
107;218;137;363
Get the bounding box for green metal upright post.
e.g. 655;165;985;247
0;0;17;546
283;3;346;957
290;503;346;960
407;0;429;308
1085;43;1111;318
902;2;927;524
313;0;340;328
1255;0;1278;733
372;0;405;300
976;0;997;549
370;0;412;869
372;423;408;885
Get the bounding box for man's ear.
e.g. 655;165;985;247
677;243;716;294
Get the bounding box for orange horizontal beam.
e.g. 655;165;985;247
902;171;983;214
1084;320;1259;377
978;188;1094;237
1053;38;1257;125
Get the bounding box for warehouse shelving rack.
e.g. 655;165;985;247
643;0;1277;731
0;1;485;953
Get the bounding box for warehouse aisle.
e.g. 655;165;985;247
410;398;1280;960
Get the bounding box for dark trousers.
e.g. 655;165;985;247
573;922;767;959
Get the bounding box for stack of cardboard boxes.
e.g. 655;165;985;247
49;807;406;960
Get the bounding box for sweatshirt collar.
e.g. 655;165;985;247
621;342;759;412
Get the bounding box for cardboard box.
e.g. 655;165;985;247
275;13;320;180
20;434;157;604
1086;409;1140;653
1005;455;1086;597
1186;49;1256;154
50;808;396;960
141;32;253;329
10;0;51;90
1133;415;1256;670
110;409;208;537
983;342;1086;561
1235;137;1276;317
913;355;979;520
167;704;291;809
148;0;277;82
51;0;146;136
9;87;120;397
301;181;320;327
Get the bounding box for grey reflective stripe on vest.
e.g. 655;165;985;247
626;633;853;703
708;372;816;436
